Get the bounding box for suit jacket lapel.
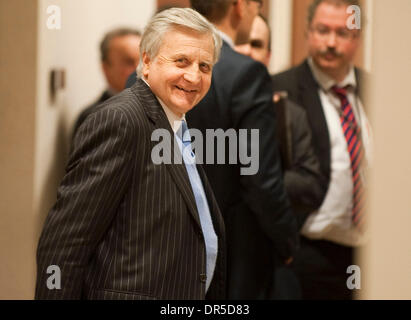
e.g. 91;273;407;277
298;60;331;179
130;79;202;229
197;164;223;236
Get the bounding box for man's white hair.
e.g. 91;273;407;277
136;7;222;78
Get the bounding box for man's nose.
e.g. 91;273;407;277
183;65;201;84
326;32;337;47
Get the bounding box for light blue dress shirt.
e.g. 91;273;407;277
176;120;218;292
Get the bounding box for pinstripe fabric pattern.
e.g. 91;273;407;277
35;79;226;300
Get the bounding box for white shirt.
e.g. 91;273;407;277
301;58;372;247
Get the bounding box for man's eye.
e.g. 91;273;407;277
250;40;263;49
125;58;136;66
316;26;330;35
336;29;350;38
200;63;211;72
176;58;188;64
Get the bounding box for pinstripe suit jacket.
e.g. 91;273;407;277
35;79;226;300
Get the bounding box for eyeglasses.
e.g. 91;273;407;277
310;25;359;42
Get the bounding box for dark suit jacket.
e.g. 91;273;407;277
72;90;113;138
35;79;226;300
274;97;327;229
272;59;366;186
188;42;298;299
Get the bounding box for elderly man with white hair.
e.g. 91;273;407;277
35;8;225;300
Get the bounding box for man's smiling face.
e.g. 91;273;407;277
143;26;215;117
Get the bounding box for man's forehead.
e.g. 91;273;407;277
251;16;269;42
312;3;351;26
159;31;214;54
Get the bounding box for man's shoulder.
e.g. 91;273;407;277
272;60;310;86
83;87;146;129
76;98;102;129
354;66;370;86
215;43;268;79
126;71;138;89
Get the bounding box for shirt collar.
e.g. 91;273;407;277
142;77;185;133
218;30;235;49
308;57;357;92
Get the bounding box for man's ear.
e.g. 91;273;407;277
142;52;150;78
102;61;109;76
265;51;272;68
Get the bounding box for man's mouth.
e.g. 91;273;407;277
175;85;197;93
323;53;337;60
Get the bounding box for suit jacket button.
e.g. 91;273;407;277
200;274;207;283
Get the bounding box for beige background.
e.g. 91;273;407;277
0;0;154;299
0;0;38;300
1;0;410;299
360;0;411;300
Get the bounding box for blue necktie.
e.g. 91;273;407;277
177;120;218;292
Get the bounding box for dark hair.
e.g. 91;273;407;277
190;0;233;23
307;0;362;27
157;3;186;14
100;28;141;63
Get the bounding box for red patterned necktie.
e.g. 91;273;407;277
332;86;365;228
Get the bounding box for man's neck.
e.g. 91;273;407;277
214;21;237;45
308;58;356;90
316;62;351;83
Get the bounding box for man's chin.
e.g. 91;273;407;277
170;101;195;115
316;58;341;71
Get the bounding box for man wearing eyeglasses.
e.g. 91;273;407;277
272;0;372;300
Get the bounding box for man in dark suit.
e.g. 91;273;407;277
236;13;327;230
187;0;298;299
236;13;327;299
72;28;141;136
35;8;225;300
272;0;372;299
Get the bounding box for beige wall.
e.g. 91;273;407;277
0;0;38;299
268;0;293;74
34;0;155;233
0;0;154;299
360;0;411;300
